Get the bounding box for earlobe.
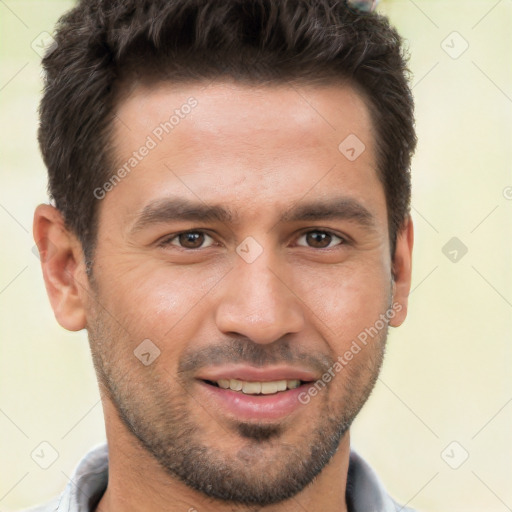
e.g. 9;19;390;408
389;216;414;328
33;204;88;331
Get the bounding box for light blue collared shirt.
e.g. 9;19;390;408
22;442;416;512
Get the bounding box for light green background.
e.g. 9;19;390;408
1;1;511;511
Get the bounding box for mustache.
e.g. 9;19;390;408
178;338;334;375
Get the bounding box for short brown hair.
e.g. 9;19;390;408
38;0;416;270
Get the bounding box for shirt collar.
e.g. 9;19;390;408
55;442;413;512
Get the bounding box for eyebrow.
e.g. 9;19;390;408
129;195;377;234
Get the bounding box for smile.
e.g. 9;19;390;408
204;378;303;395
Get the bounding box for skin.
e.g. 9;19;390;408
34;80;413;512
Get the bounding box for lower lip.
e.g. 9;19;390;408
197;380;310;421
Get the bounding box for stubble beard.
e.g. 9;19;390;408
86;297;389;506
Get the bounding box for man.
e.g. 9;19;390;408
29;0;416;510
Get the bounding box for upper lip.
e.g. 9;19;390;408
195;365;318;383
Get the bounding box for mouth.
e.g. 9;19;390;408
202;378;308;395
194;365;320;420
196;370;317;421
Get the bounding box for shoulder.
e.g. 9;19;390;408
16;442;108;512
348;449;418;512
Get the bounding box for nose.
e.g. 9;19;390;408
214;248;305;345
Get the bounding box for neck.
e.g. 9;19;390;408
94;397;350;512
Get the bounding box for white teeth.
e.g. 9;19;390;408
276;380;287;392
230;379;243;391
242;381;261;394
260;381;278;394
287;379;301;389
217;379;230;389
212;378;302;394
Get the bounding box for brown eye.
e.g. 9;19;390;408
160;231;214;249
178;232;204;249
297;230;344;249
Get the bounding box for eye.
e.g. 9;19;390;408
159;231;215;249
296;230;345;249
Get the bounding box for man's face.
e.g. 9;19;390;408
84;80;401;505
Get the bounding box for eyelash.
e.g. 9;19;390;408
157;229;348;250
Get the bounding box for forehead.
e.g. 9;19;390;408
112;79;374;154
103;79;385;232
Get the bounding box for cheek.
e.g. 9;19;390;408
293;259;391;342
99;261;227;343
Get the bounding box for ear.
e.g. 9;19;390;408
389;216;414;327
33;204;88;331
